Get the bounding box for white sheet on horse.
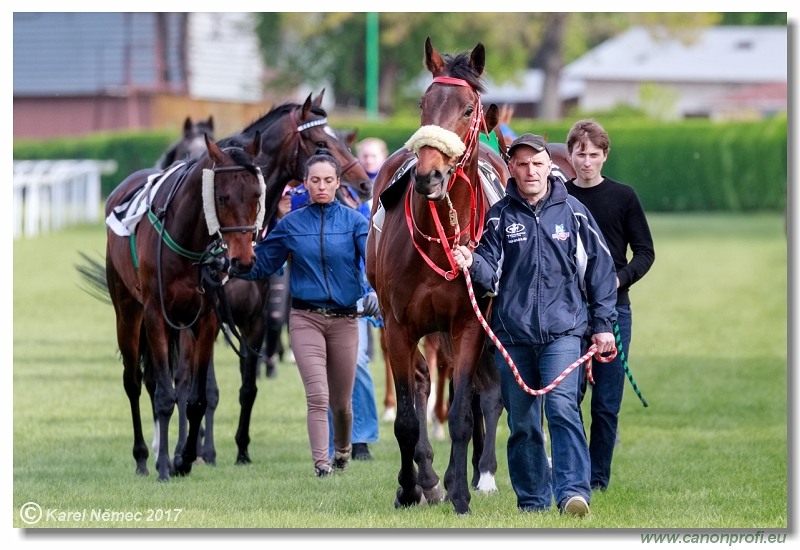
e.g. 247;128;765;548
105;162;185;237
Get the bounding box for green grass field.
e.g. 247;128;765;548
11;213;789;537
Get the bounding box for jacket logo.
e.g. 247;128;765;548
551;224;570;241
505;222;525;235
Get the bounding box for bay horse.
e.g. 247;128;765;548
197;92;371;466
424;142;577;455
366;38;508;514
156;116;215;170
105;132;265;481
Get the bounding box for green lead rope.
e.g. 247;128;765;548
613;321;649;408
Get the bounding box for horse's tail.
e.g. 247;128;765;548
75;250;111;304
436;331;498;393
474;343;499;394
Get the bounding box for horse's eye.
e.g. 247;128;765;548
418;100;423;110
217;195;228;207
315;141;326;149
464;107;474;118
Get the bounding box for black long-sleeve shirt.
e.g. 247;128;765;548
565;177;655;306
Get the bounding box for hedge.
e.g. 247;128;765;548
14;116;786;212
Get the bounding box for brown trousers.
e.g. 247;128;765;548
288;309;358;470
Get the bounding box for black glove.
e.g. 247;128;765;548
361;292;380;317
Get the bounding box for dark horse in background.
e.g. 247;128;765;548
104;132;264;481
78;95;370;470
366;38;508;515
156;116;215;170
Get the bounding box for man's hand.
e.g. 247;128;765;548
452;245;473;270
591;332;616;356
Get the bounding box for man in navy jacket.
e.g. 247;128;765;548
453;134;617;516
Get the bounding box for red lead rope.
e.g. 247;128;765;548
463;267;616;395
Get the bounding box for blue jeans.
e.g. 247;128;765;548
579;304;631;489
329;318;379;456
497;336;590;511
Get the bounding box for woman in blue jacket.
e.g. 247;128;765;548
453;134;617;516
238;149;378;477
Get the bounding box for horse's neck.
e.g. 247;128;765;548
158;164;210;245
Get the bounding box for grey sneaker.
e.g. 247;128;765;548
562;495;590;517
315;464;333;477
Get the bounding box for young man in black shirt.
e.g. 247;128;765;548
565;119;655;491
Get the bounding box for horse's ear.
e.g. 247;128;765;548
302;93;313;119
183;117;193;135
484;103;500;133
205;133;224;164
207;116;214;131
312;89;325;108
246;130;262;158
424;36;445;75
470;42;486;76
346;129;358;147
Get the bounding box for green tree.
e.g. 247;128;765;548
255;12;779;118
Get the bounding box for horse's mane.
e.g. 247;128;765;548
219;102;329;148
226;147;259;176
441;51;486;94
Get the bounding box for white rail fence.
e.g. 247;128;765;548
13;160;118;239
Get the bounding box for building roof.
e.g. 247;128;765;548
563;25;787;84
482;69;585;103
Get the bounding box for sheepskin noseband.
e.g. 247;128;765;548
404;125;466;158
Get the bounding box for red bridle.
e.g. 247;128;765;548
406;76;488;280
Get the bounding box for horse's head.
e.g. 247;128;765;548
548;142;577;182
178;116;216;162
203;132;265;276
406;37;486;201
292;91;372;202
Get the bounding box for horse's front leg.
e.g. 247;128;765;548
385;323;425;509
443;331;484;514
144;310;177;482
475;357;502;494
174;326;212;475
199;356;219;465
412;346;443;504
172;332;190;464
235;315;264;465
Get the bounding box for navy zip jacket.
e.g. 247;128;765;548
240;200;369;311
468;177;617;346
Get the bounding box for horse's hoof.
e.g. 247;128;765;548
475;473;498;494
382;407;396;422
423;481;445;504
173;456;192;476
135;464;149;476
236;453;252;465
394;487;427;509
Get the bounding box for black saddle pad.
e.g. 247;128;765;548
378;156;417;210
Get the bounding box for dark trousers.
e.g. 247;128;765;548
578;304;632;490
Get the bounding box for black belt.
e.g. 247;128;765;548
292;300;357;318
